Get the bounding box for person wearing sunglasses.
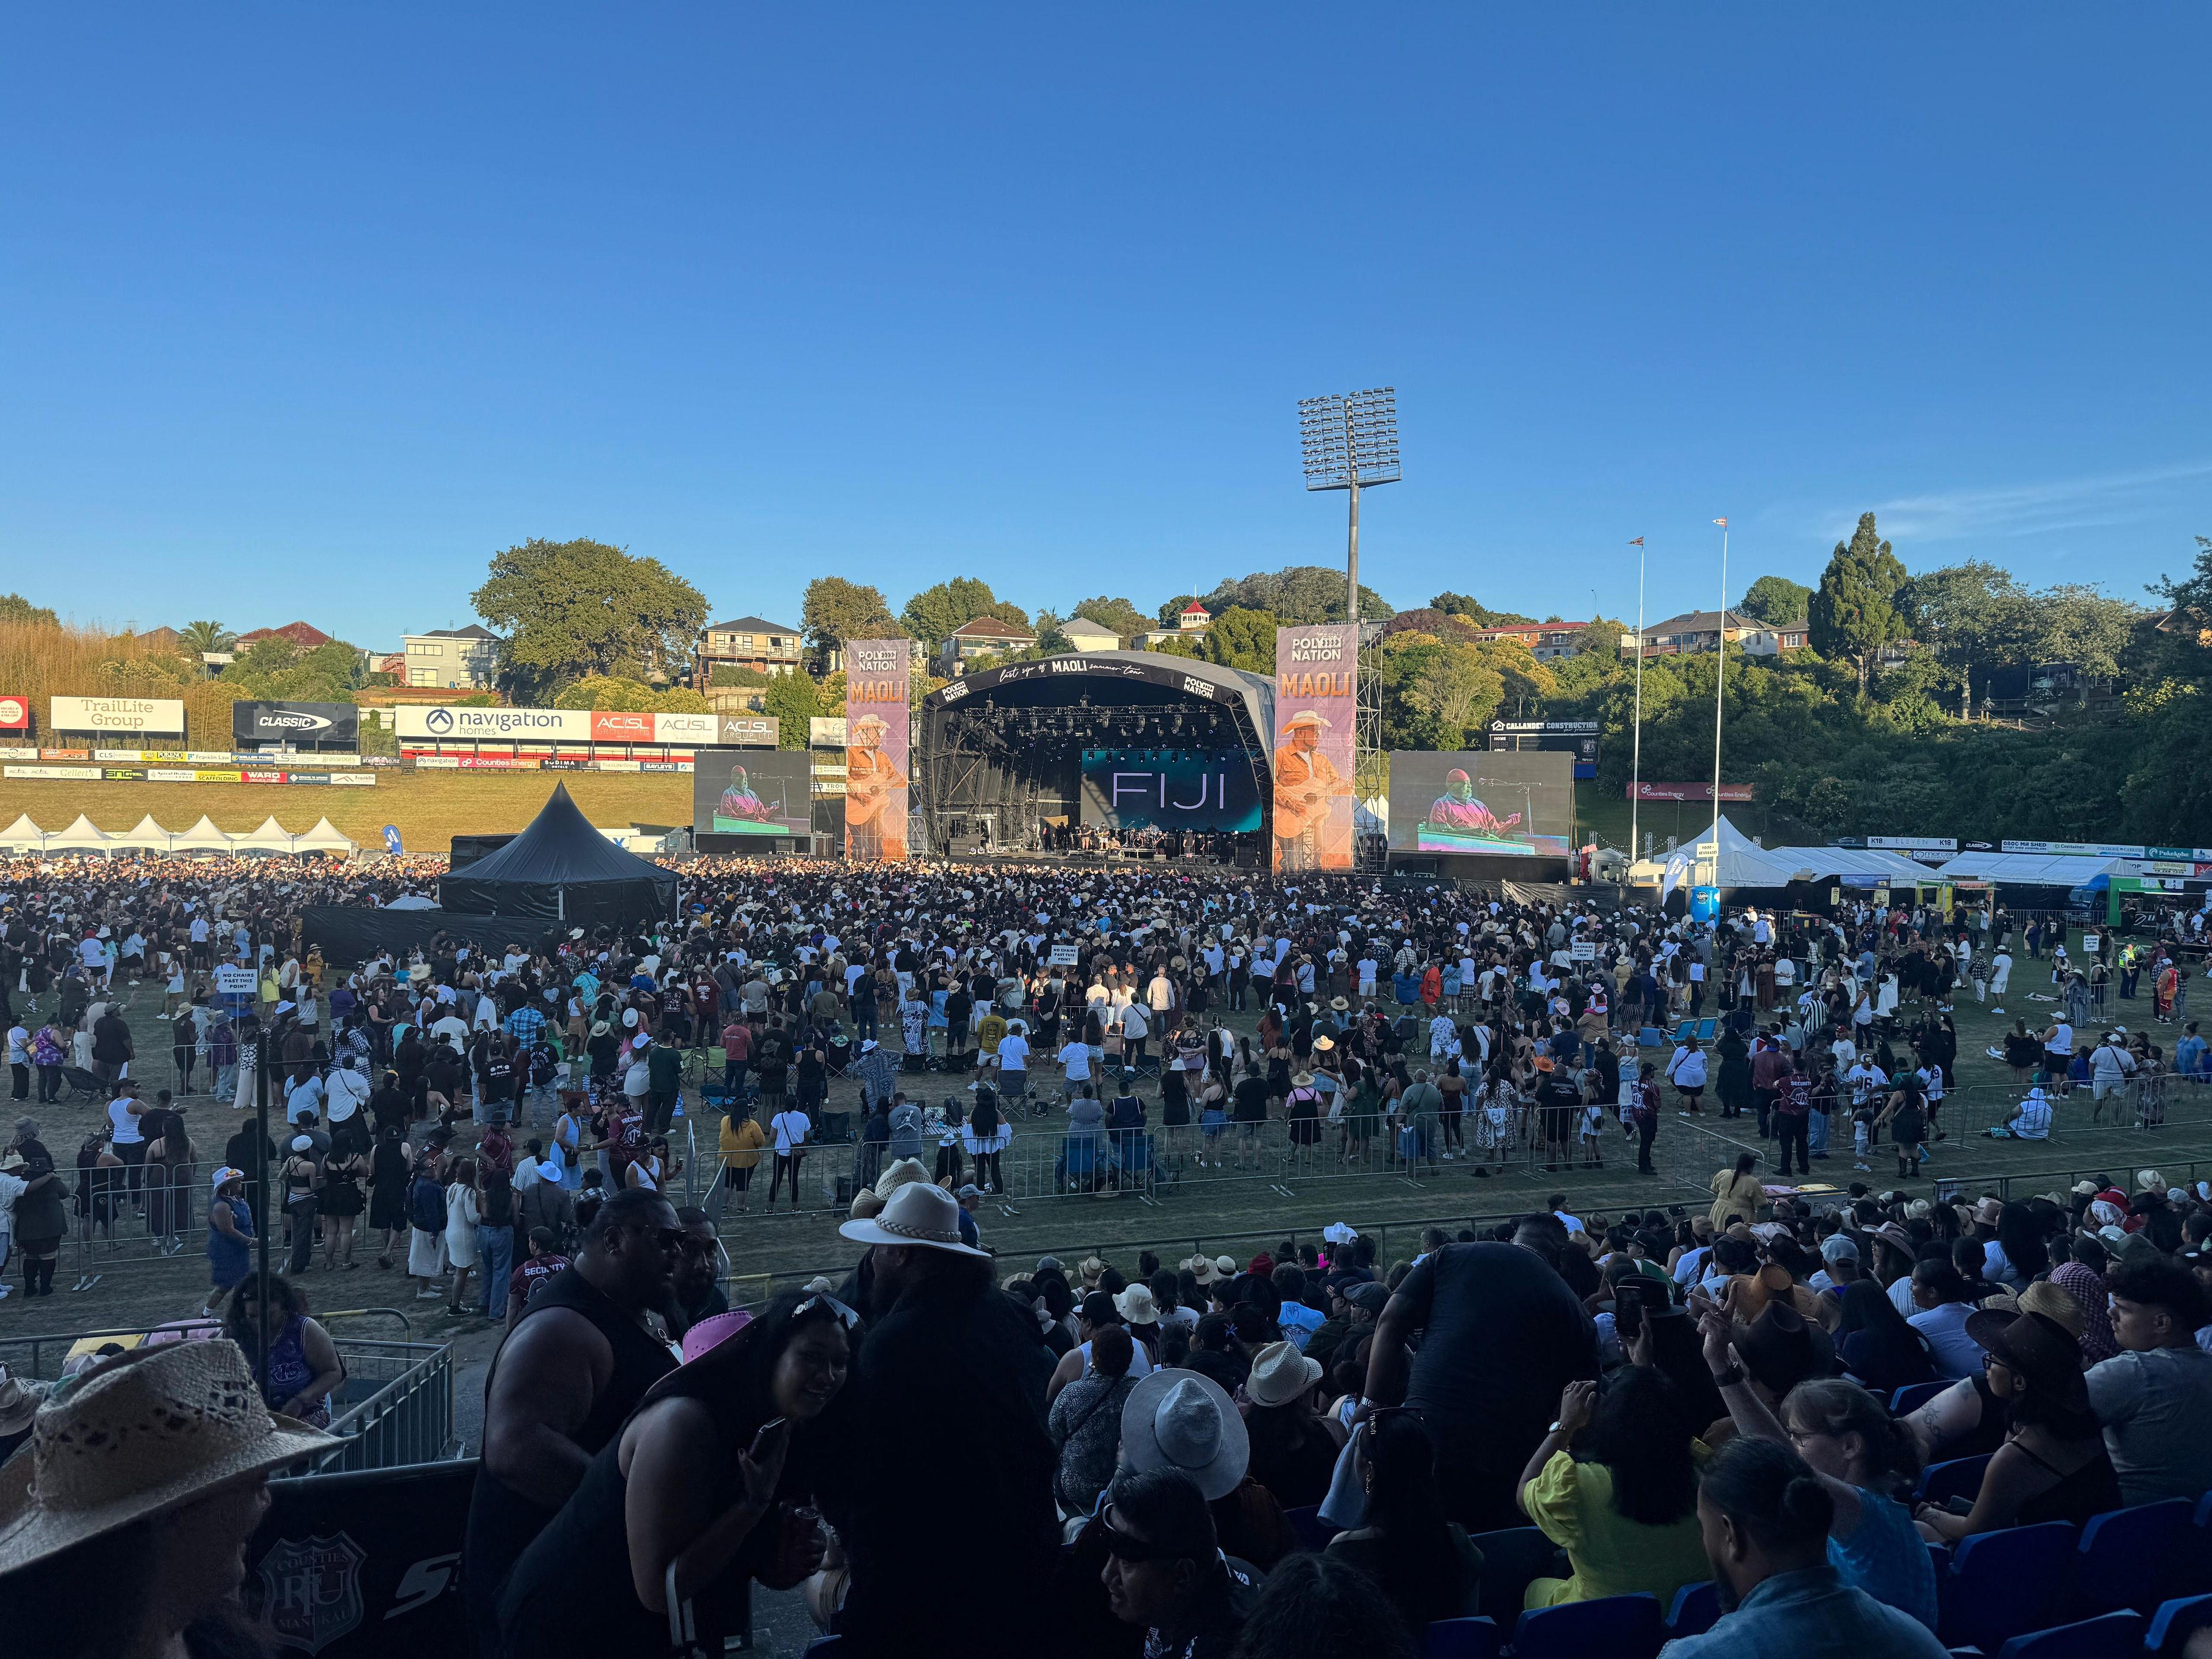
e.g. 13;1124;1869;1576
464;1187;685;1659
1099;1467;1261;1659
498;1289;859;1659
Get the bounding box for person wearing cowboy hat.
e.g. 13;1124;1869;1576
1915;1307;2122;1541
0;1342;334;1655
1240;1340;1334;1506
0;1364;49;1463
832;1180;1060;1659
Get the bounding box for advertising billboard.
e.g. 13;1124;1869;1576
0;695;26;732
589;710;657;743
1078;748;1263;834
393;705;593;743
1388;749;1574;857
1628;781;1753;802
715;714;778;747
649;710;717;747
1272;623;1356;872
232;700;361;747
1488;718;1600;779
843;640;910;862
51;695;185;736
692;747;813;839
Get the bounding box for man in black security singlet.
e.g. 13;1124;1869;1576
464;1186;684;1657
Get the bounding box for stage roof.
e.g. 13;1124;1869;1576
922;649;1275;755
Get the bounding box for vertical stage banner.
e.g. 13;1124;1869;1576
844;639;911;862
1272;623;1357;872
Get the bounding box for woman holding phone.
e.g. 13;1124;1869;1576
498;1290;862;1658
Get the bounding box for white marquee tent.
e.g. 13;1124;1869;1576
112;814;176;852
233;817;298;855
171;815;236;852
1641;816;1934;892
292;816;358;855
45;814;114;852
0;814;45;851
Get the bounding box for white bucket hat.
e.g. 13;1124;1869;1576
837;1180;988;1258
0;1341;333;1571
1120;1368;1249;1500
1113;1284;1158;1325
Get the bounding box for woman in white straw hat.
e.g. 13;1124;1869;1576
1238;1340;1335;1508
0;1340;333;1658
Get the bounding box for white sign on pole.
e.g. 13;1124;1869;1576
1571;940;1596;962
214;965;257;995
1049;944;1080;967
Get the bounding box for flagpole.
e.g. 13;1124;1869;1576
1628;537;1646;868
1711;518;1729;850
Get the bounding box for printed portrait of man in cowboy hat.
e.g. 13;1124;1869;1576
845;713;910;862
1271;709;1343;872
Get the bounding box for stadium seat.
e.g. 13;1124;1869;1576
1992;1610;2146;1659
1665;1581;1720;1638
1891;1380;1952;1416
1418;1616;1499;1659
1919;1453;1994;1507
2146;1594;2212;1656
1463;1527;1567;1627
1512;1592;1665;1659
2177;1495;2212;1601
802;1639;844;1658
1940;1521;2078;1652
2067;1498;2195;1618
1284;1505;1334;1553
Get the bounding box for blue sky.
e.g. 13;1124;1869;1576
3;7;2207;646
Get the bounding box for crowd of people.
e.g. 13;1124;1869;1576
3;850;2212;1656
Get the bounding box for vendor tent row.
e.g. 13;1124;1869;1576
1628;816;1939;891
0;812;357;855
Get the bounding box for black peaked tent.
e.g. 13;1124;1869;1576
438;783;677;929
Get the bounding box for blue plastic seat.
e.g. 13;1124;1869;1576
1940;1521;2079;1652
1666;1581;1720;1638
1284;1504;1334;1553
1513;1593;1665;1659
1993;1609;2146;1659
2146;1594;2212;1656
1891;1380;1951;1416
2069;1498;2193;1618
1919;1452;1994;1507
1418;1616;1499;1659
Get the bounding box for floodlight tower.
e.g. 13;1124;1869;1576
1298;388;1401;623
1301;388;1400;870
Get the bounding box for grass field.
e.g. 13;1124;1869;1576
0;772;695;850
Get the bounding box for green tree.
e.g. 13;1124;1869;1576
1399;642;1505;749
760;671;826;748
1156;594;1200;628
709;664;771;688
798;577;903;657
1063;596;1150;639
1429;591;1533;627
1194;607;1281;673
472;537;707;702
1738;575;1812;624
1808;513;1909;691
0;593;59;627
901;578;1028;653
552;675;660;711
1202;567;1391;624
180;619;236;656
221;637;367;703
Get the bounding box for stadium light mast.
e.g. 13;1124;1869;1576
1299;388;1400;623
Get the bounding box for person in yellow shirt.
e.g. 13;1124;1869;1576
712;1111;768;1218
1518;1370;1711;1610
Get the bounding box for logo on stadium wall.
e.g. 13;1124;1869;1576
0;695;26;731
590;710;655;741
256;1531;366;1654
423;707;454;734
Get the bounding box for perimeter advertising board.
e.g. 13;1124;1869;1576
691;747;813;839
843;641;910;862
1388;749;1573;858
0;695;26;732
233;700;361;747
1272;623;1356;872
51;695;185;736
392;706;722;745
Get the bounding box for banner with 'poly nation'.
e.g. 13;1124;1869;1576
844;639;911;862
1272;623;1356;872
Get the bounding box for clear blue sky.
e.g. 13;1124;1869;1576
4;7;2207;646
